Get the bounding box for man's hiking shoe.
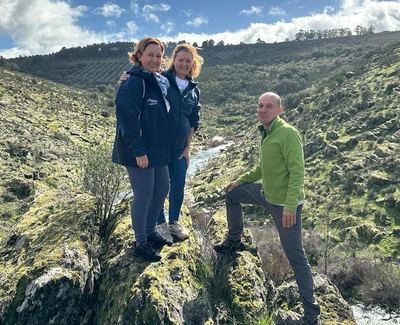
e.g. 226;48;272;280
169;222;189;241
213;239;245;254
135;242;161;262
148;232;172;249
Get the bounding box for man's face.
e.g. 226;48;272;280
257;94;282;127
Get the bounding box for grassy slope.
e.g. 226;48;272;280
0;68;114;240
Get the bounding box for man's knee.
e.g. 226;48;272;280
225;186;243;205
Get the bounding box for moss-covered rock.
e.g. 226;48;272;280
272;274;356;324
0;190;100;325
95;206;213;324
208;209;273;323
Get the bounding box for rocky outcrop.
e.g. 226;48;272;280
0;190;100;325
95;205;214;324
273;274;356;324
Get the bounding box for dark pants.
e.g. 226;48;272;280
226;183;320;317
157;155;187;224
126;166;169;245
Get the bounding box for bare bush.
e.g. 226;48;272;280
250;222;292;285
81;142;128;239
329;257;400;311
361;262;400;311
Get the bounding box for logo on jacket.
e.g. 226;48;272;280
147;98;158;105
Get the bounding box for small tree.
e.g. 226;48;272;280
82;142;128;239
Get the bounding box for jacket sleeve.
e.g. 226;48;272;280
115;77;147;157
237;164;262;184
188;87;201;132
283;129;305;213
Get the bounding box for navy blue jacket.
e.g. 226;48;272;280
163;69;201;153
112;66;170;167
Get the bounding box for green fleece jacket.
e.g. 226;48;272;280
238;116;305;212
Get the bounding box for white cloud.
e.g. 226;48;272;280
130;0;139;15
182;9;194;17
163;0;400;45
323;6;335;14
142;3;170;23
142;4;170;14
145;13;160;23
161;21;174;34
268;6;286;16
240;6;263;16
126;21;138;35
186;16;208;27
94;2;125;18
106;20;115;27
0;0;104;58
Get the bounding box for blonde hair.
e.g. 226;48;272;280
128;37;165;69
168;43;204;78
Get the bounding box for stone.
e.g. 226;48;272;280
5;177;34;199
273;274;356;324
326;131;339;141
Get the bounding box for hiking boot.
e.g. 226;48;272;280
169;222;189;241
135;242;161;262
155;223;174;244
213;238;245;254
301;315;321;325
148;232;172;249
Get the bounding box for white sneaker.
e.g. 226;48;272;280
169;222;189;241
155;223;173;244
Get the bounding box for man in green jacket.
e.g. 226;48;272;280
214;92;321;325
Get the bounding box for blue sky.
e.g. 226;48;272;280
1;0;400;58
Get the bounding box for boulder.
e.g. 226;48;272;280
95;206;214;324
355;224;380;244
368;172;391;187
4;177;34;199
272;274;356;324
304;135;326;158
326;131;339;141
208;209;272;323
0;191;100;325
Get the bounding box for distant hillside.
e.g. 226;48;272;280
8;31;400;88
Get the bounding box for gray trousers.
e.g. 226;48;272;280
126;166;169;245
226;183;320;317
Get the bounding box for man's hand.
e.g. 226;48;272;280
225;181;240;192
282;209;296;228
118;71;129;84
179;146;190;169
136;155;149;168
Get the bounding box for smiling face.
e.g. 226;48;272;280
257;93;283;127
138;43;163;73
173;50;194;79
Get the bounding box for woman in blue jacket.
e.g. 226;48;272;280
155;44;203;243
112;37;172;261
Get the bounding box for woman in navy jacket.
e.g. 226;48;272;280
112;37;172;261
155;44;203;243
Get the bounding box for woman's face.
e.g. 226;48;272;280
173;50;194;79
138;44;163;73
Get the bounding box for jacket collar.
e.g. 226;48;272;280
258;116;283;138
128;66;157;84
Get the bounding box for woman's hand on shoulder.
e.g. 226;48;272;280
118;71;130;85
